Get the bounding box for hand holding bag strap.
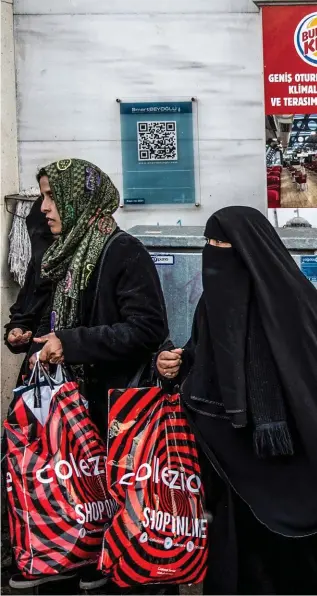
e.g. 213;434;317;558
89;230;126;326
29;353;53;408
128;335;172;389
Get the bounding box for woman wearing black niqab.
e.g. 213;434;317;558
156;206;317;595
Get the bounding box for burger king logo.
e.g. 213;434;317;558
294;13;317;67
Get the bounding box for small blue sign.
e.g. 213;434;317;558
301;255;317;282
124;198;145;205
120;101;196;205
151;254;175;266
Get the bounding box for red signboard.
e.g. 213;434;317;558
262;6;317;114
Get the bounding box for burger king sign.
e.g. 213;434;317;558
294;13;317;68
262;6;317;114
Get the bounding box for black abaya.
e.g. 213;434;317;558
2;198;53;584
4;197;53;365
158;206;317;594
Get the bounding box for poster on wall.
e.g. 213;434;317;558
262;6;317;210
119;100;199;206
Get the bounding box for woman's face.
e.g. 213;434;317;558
207;238;232;248
40;176;62;235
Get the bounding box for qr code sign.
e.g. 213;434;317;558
138;121;178;161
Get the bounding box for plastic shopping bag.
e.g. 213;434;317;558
99;386;208;587
4;360;116;578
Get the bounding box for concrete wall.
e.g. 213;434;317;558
1;0;22;422
13;0;266;230
1;0;266;419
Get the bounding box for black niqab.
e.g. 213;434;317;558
201;243;250;429
196;232;294;458
183;206;317;536
204;206;317;466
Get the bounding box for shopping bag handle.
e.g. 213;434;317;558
127;361;149;388
89;230;126;326
28;354;68;408
28;352;44;386
28;354;67;387
27;354;51;408
127;335;171;388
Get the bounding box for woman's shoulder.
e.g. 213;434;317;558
97;230;152;279
106;229;150;259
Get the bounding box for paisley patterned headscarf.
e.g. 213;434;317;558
40;158;119;330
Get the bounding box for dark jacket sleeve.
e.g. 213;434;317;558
56;238;168;365
4;261;52;354
7;263;34;321
4;263;34;354
27;304;52;358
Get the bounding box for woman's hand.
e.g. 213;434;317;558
29;353;38;370
157;348;183;379
32;332;64;365
7;328;32;346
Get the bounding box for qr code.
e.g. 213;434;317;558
137;121;178;161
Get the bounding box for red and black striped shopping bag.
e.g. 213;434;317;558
99;387;208;587
4;376;116;578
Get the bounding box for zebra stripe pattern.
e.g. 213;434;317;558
99;387;208;587
5;380;115;578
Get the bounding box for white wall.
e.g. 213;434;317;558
1;0;23;423
13;0;266;229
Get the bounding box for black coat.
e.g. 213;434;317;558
4;197;53;361
4;262;52;358
2;198;53;468
34;230;168;436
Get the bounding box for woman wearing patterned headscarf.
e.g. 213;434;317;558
28;157;167;409
30;158;167;414
25;158;169;592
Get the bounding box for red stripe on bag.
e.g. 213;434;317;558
5;379;115;578
100;388;208;587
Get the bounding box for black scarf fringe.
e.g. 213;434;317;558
254;422;294;458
